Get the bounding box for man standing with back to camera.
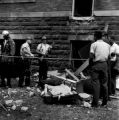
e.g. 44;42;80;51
89;31;110;107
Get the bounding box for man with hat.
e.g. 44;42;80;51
36;35;52;90
0;30;15;88
19;37;34;87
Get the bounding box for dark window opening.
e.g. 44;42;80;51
72;0;94;19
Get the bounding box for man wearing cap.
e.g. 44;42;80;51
0;30;15;88
19;37;34;87
89;31;110;107
36;36;52;90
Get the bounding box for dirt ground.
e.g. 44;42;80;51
0;78;119;120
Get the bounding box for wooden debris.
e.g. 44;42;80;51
65;69;80;82
48;73;77;84
110;95;119;99
74;59;89;76
0;102;8;112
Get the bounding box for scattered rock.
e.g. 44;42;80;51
26;87;31;90
11;90;17;94
5;100;13;106
87;110;90;114
4;95;8;99
78;93;91;101
7;114;10;117
74;118;78;120
29;91;35;97
67;105;71;107
14;100;23;106
107;107;112;111
11;105;17;110
21;106;28;111
83;101;91;108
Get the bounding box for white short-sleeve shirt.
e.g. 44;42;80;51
110;43;119;61
20;42;33;57
37;43;52;55
90;40;110;62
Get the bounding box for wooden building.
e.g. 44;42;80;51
0;0;119;71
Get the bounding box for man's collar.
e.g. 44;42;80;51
97;39;103;42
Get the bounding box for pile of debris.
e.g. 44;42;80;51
0;87;41;114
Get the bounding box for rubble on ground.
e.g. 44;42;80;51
0;86;41;113
0;70;118;119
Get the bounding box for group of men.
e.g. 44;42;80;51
0;30;52;89
0;29;118;108
89;31;119;107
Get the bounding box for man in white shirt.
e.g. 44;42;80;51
89;31;110;107
110;37;119;95
36;36;52;90
18;37;34;87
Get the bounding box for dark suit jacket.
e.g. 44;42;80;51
1;38;15;63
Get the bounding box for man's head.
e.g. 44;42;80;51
109;36;115;46
2;30;9;40
94;31;102;40
26;37;32;45
41;36;47;43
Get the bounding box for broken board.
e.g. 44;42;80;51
74;59;89;76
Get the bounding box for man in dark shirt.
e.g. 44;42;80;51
0;30;15;88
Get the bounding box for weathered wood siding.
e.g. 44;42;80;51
0;0;72;12
0;0;119;70
94;0;119;10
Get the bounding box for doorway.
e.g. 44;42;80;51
14;39;26;77
14;39;26;56
70;40;92;70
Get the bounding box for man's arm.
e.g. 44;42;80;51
89;53;95;66
10;40;15;56
22;47;34;57
89;43;95;66
36;44;41;54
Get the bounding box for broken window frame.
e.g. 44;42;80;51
72;0;95;20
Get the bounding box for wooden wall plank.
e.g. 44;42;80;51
0;11;71;17
0;34;34;40
0;0;35;3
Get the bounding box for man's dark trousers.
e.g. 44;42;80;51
90;61;108;106
18;58;31;87
38;59;48;89
110;61;118;95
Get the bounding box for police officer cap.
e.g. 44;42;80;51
2;30;9;35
